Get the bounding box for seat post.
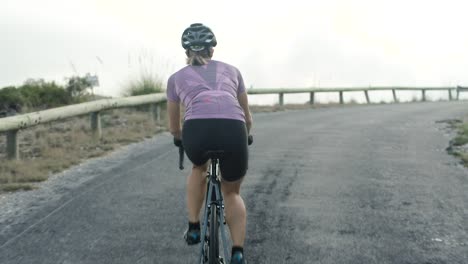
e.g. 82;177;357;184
209;158;219;203
211;158;218;181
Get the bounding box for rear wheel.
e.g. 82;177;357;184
209;204;219;264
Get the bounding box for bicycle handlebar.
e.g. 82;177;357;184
178;145;185;170
247;135;253;146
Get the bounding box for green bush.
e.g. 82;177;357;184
0;86;25;109
0;79;75;113
20;79;73;109
454;123;468;146
38;84;73;107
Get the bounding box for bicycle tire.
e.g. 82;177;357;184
209;204;219;264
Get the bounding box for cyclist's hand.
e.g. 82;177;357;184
248;135;253;146
174;137;183;147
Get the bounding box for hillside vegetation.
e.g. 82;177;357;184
0;75;166;193
0;108;167;192
0;77;96;116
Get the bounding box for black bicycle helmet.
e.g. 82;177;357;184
181;23;217;51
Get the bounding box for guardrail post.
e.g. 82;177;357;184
392;89;398;103
339;91;344;104
448;89;453;101
6;130;19;160
422;89;426;102
90;112;102;140
457;87;460;100
151;103;161;123
279;93;284;106
364;90;370;104
309;92;315;105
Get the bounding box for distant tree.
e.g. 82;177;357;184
65;76;93;98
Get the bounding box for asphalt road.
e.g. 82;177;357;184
1;101;467;264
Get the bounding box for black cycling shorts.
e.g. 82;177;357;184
182;119;248;182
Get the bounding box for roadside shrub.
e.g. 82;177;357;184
453;123;468;146
0;76;97;114
0;86;25;111
19;79;72;109
123;74;164;96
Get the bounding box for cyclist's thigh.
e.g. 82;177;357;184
182;119;211;166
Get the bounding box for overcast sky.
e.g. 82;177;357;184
2;0;468;97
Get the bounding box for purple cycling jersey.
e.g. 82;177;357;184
166;60;246;122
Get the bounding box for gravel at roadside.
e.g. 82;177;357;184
0;132;172;244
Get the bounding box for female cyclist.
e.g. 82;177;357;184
167;23;252;264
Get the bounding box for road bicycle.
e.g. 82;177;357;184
176;135;252;264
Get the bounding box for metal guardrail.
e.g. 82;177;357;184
248;86;465;105
457;85;468;92
1;86;467;160
1;94;166;160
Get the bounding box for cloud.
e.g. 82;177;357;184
2;0;468;98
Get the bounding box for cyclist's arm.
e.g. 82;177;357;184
238;91;252;133
168;101;182;139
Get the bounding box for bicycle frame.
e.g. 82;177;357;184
177;136;254;263
198;157;230;264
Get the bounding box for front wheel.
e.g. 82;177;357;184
209;204;219;264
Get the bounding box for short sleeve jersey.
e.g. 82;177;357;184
166;60;246;122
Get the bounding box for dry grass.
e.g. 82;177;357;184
445;117;468;168
1;183;36;192
460;152;468;166
453;123;468;146
0;108;167;193
455;121;468;167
